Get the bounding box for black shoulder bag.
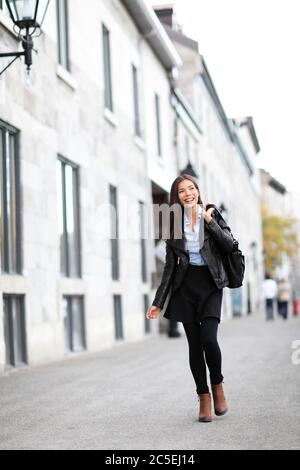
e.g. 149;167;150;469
212;206;245;289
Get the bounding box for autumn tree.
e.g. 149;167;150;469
261;205;300;276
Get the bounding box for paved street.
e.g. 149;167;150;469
0;312;299;450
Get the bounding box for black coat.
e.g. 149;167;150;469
152;209;234;310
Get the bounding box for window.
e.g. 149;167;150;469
0;121;21;274
56;0;70;71
132;64;141;137
139;201;147;282
3;295;27;367
113;295;123;340
102;24;113;111
155;94;162;157
143;294;150;334
57;157;81;278
63;296;85;353
110;185;119;280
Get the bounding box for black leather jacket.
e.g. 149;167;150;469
152;209;234;309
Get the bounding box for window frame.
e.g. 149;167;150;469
56;0;71;72
0;120;22;274
57;156;82;278
102;23;113;112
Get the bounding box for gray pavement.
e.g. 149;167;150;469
0;312;300;450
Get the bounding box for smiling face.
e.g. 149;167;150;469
177;179;200;208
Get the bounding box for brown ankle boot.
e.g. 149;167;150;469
198;393;212;422
211;382;228;416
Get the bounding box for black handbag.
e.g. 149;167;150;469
212;206;245;289
223;238;245;288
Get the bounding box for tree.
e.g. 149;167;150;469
261;205;300;276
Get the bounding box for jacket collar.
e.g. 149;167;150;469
166;211;211;253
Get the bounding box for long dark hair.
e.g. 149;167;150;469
168;174;203;241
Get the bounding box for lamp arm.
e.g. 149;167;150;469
0;53;24;77
0;52;25;58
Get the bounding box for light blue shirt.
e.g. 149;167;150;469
184;205;207;266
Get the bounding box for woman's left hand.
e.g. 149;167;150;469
203;206;214;223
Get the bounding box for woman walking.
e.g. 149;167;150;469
146;175;234;423
277;278;291;320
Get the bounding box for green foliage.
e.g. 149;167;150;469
262;205;300;276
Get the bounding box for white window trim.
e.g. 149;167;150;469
56;64;77;90
104;107;118;128
133;135;145;152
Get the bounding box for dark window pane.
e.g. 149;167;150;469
71;297;85;351
8;133;17;271
3;297;13;365
155;94;162;156
144;294;150;334
57;0;70;71
3;295;27;367
63;296;71;352
139;202;147;282
0;1;7;12
0;129;3;268
56;160;66;274
0;123;21;274
110;185;119;280
63;296;85;353
13;299;27;364
132;65;141;137
102;24;113;111
113;295;123;340
65;165;80;277
57;157;81;278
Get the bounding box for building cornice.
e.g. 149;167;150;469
238;116;261;154
260;169;286;194
121;0;182;70
199;55;235;142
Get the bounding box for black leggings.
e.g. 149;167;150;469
182;318;223;395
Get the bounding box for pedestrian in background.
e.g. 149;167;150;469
277;278;291;320
292;288;299;317
262;274;277;320
146;174;234;423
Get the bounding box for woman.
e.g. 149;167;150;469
146;174;234;423
277;278;291;320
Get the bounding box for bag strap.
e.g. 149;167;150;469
213;206;239;250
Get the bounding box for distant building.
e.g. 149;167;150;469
288;192;300;300
259;169;300;301
260;169;289;215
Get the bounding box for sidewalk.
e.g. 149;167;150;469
0;313;299;450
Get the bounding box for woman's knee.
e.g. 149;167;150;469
201;335;218;350
200;320;219;349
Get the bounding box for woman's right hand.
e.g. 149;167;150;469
146;305;161;319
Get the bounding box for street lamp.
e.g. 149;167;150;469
0;0;50;76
